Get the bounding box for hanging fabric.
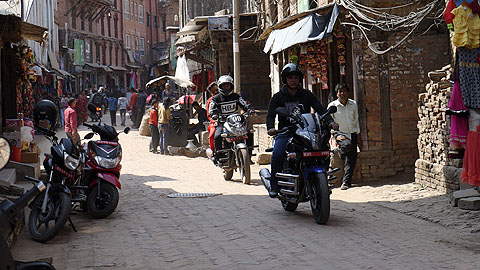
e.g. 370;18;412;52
461;125;480;186
458;47;480;108
447;80;469;148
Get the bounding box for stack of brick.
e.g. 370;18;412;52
415;65;463;193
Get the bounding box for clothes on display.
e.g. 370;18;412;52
451;4;480;48
15;47;35;117
191;70;215;93
461;125;480;186
457;47;480;108
447;80;469;148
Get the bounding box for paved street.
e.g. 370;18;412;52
11;115;480;270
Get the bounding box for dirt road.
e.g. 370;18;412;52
12;115;480;270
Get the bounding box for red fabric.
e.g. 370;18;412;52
208;122;215;151
206;96;213;121
461;125;480;186
130;93;138;109
470;0;480;14
149;108;158;126
444;0;456;24
64;106;77;133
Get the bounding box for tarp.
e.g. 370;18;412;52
264;3;340;54
146;75;195;88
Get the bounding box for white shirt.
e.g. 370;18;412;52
117;97;128;110
328;99;360;139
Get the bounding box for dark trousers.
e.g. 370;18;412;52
342;133;358;186
135;108;145;128
120;109;126;125
270;134;290;192
214;125;224;153
149;124;160;151
109;110;117;125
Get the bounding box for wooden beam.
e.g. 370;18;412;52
184;52;214;66
377;31;392;150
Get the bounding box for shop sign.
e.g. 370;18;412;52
208;16;229;31
85;41;91;63
134;50;141;62
74;39;85;66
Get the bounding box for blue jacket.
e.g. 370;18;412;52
108;97;118;111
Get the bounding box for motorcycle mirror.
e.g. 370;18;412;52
123;127;131;134
84;132;94;139
275;107;289;116
0;137;12;170
327;106;337;114
87;103;97;114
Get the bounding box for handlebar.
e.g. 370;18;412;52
14;179;46;210
83;122;93;128
35;125;56;137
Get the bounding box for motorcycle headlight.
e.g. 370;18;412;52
64;153;80;170
94;156;120;169
231;126;247;136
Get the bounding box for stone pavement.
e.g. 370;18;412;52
11;113;480;270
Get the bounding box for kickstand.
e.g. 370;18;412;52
68;217;78;232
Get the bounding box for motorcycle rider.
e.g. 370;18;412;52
208;75;253;162
266;63;339;198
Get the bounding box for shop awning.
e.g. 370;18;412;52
175;35;196;45
85;62;101;69
57;69;74;78
125;63;141;69
20;21;48;43
146;75;195;88
48;51;60;70
99;65;113;72
109;65;128;72
263;3;340;54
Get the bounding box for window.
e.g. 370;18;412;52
162;16;166;32
107;17;111;37
81;17;84;31
132;2;135;21
114;0;117;8
146;12;151;26
114;18;118;38
124;0;129;19
135;36;139;50
102;45;106;65
109;46;113;65
125;34;131;49
72;10;76;29
115;47;119;66
154;15;158;28
140;37;145;55
101;17;105;35
139;5;144;23
89;20;93;32
96;43;100;63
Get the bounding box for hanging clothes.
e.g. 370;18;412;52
461;125;480;186
458;47;480;108
451;5;480;49
447;80;469;148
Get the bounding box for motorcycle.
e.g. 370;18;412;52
206;112;253;184
89;103;103;122
259;105;338;224
0;136;56;269
81;103;130;218
28;126;79;242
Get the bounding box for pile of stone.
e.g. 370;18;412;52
415;65;463;193
450;188;480;210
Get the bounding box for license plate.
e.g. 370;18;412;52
302;151;330;157
230;136;248;141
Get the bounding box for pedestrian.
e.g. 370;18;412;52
149;99;160;153
130;88;138;125
328;83;360;190
64;98;80;145
108;92;118;126
206;82;219;151
135;89;147;129
162;82;176;101
118;92;129;126
59;95;68;127
189;101;208;136
77;90;89;124
158;97;173;155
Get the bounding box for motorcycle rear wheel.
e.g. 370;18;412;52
223;169;233;181
238;148;251;185
87;183;119;219
309;173;330;224
28;190;71;243
281;201;298;212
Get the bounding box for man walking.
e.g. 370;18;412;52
118;93;129;126
328;83;360;190
108;93;118;126
64;98;80;145
130;88;138;124
135;89;147;129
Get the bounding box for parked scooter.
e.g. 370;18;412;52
0;136;56;269
259;105;338;224
81;103;130;218
206;112;253;184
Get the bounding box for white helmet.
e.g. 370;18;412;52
217;75;234;96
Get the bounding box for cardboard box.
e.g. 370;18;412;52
20;144;39;163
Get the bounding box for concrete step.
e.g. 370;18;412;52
0;168;16;187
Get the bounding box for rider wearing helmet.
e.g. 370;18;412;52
208;75;253;157
266;63;339;198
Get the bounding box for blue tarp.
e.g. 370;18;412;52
264;3;340;54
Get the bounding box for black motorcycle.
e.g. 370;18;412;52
28;127;79;242
259;105;338;224
0;136;56;269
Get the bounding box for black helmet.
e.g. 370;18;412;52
217;75;234;96
281;63;303;84
33;99;58;129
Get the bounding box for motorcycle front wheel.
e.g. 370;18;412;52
238;148;251;185
28;190;71;243
87;183;119;219
223;169;233;181
309;173;330;224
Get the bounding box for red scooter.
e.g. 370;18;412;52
82;104;130;218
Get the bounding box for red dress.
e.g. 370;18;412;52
461;125;480;186
76;94;88;123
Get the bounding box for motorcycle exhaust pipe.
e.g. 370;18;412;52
259;168;272;191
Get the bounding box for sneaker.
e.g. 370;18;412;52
340;184;350;190
269;190;278;198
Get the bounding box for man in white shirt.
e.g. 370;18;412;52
328;83;360;190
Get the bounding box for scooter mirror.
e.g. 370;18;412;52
0;137;11;170
84;132;94;139
124;127;131;134
328;106;337;114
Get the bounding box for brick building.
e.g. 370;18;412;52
257;0;450;181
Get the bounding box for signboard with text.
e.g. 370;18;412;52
208;16;229;31
74;39;85;66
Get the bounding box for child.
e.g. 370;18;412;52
149;99;160;154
